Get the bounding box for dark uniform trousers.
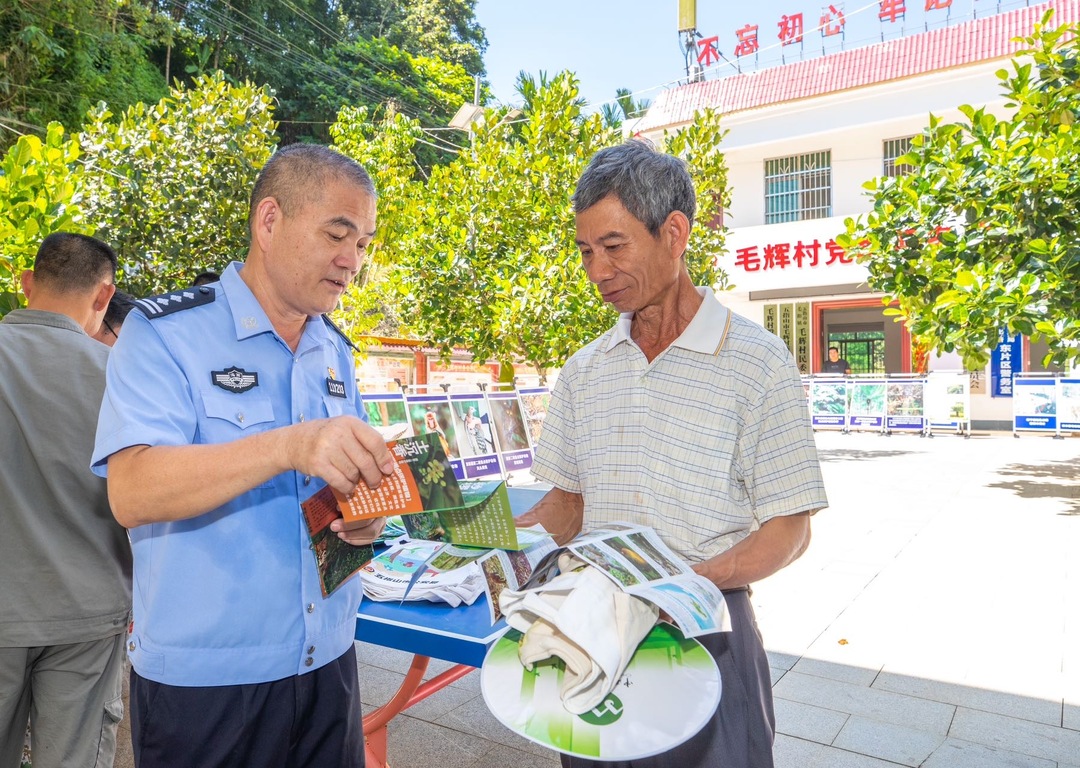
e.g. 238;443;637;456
129;645;364;768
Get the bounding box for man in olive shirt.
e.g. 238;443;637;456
0;233;132;768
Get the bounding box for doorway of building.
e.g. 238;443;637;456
814;299;911;374
828;326;886;374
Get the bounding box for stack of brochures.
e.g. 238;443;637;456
359;539;486;607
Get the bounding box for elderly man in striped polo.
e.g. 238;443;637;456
520;139;828;768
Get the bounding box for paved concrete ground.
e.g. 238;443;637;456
110;429;1079;767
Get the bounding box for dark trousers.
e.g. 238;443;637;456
130;645;364;768
562;589;775;768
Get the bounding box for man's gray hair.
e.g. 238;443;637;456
249;143;376;229
572;141;696;236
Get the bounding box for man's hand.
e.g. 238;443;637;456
330;515;386;546
515;487;584;546
287;416;396;496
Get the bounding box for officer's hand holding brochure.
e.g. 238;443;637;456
301;431;534;597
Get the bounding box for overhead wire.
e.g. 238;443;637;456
237;0;486;140
157;0;465;131
159;0;391;103
153;0;400;109
10;0;478;154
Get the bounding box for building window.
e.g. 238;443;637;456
883;136;915;177
764;151;831;224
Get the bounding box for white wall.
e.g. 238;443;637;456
644;56;1029;428
684;60;1014;228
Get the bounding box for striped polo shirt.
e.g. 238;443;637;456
532;287;828;563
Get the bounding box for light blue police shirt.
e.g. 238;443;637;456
92;262;365;687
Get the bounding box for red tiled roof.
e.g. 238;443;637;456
637;0;1079;131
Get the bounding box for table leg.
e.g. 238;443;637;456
364;654;429;768
362;656;478;768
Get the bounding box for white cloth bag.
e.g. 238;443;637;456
498;554;659;715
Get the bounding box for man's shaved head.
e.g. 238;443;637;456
248;144;376;232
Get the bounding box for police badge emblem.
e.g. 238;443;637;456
211;367;259;393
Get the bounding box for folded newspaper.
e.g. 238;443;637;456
488;522;731;715
360;528;558;607
492;522;731;639
359;539;486;607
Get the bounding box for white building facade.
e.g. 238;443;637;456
635;0;1078;430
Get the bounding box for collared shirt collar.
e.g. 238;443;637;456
0;308;86;335
601;286;731;355
222;262;272;341
222;262;334;351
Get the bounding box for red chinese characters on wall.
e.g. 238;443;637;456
777;13;804;45
721;0;953;58
878;0;906;23
734;24;760;57
819;4;845;36
733;238;854;272
696;35;721;66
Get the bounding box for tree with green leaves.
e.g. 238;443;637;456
838;12;1080;369
0;0;170;152
78;72;277;297
297;36;477;150
331;72;730;378
330;103;425;341
0;124;92;314
344;0;487;75
1;0;487;152
155;0;484;145
599;87;652;129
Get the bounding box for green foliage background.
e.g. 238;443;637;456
840;13;1080;369
0;64;731;379
0;0;486;152
0;125;92;312
331;71;731;376
79;73;277;296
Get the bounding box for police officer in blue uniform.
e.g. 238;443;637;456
92;144;394;767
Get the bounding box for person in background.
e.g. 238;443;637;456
92;144;394;767
822;346;852;375
191;270;220;286
0;232;132;768
518;141;828;768
92;288;137;347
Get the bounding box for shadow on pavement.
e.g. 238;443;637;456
817;448;923;463
989;459;1080;515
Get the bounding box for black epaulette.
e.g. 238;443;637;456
133;286;216;319
322;314;362;354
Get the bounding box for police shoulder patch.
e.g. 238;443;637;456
134;286;216;319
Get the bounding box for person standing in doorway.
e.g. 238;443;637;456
822;346;852;375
